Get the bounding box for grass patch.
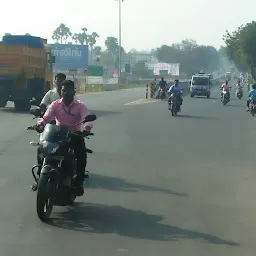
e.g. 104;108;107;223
120;83;147;89
77;84;104;94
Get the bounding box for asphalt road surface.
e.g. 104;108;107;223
0;85;256;256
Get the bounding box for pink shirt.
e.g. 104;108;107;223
38;98;93;131
221;84;230;91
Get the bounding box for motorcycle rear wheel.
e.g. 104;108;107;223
36;174;54;221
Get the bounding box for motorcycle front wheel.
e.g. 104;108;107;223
36;173;55;221
171;102;177;116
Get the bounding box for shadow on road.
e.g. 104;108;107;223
176;115;218;120
89;110;121;118
49;203;239;246
193;97;218;100
226;104;245;108
85;174;188;197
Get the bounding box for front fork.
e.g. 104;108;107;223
31;164;42;184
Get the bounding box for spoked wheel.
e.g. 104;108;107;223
36;174;55;221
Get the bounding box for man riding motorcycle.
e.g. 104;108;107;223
246;83;256;111
236;81;243;93
168;79;183;111
157;77;168;98
31;80;93;195
220;80;231;100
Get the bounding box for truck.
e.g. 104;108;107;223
225;72;232;81
189;72;211;98
0;35;55;111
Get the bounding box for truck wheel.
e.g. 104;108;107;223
14;100;30;112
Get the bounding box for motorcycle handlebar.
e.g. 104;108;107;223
27;126;35;130
69;131;94;138
27;126;94;138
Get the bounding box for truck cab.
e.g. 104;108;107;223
225;72;232;81
190;73;211;98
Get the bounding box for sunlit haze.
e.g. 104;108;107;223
1;0;255;50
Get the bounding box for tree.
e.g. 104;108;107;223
155;40;220;75
223;21;256;79
105;37;119;56
73;28;89;45
25;33;31;36
72;33;79;44
155;45;180;63
52;23;72;44
88;32;99;59
93;46;102;56
133;60;153;77
4;33;11;36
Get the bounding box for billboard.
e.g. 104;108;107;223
50;44;89;70
153;63;180;76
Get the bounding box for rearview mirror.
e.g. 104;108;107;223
30;99;39;106
83;114;97;123
29;107;42;118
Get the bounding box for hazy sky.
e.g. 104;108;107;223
1;0;255;51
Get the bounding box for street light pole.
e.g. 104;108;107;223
118;0;122;78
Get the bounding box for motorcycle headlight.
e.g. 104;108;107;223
41;141;60;155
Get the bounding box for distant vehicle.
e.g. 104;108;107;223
190;73;211;98
225;72;232;81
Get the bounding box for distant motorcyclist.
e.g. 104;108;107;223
220;80;231;99
168;79;183;111
246;83;256;111
236;80;243;89
156;77;168;98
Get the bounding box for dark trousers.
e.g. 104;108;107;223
69;136;87;180
247;99;251;108
37;136;87;180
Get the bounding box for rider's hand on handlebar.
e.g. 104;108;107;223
27;124;44;133
85;125;91;132
82;130;93;136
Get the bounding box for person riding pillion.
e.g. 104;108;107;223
40;73;66;112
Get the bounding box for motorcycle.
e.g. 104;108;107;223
221;88;231;105
157;88;166;100
250;100;256;116
236;87;243;99
168;93;180;116
27;107;96;221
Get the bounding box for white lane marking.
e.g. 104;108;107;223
124;99;144;105
124;99;159;106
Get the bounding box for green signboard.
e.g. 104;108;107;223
87;65;103;76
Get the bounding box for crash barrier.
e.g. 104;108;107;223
151;83;156;98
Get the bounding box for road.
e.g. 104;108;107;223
0;85;256;255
